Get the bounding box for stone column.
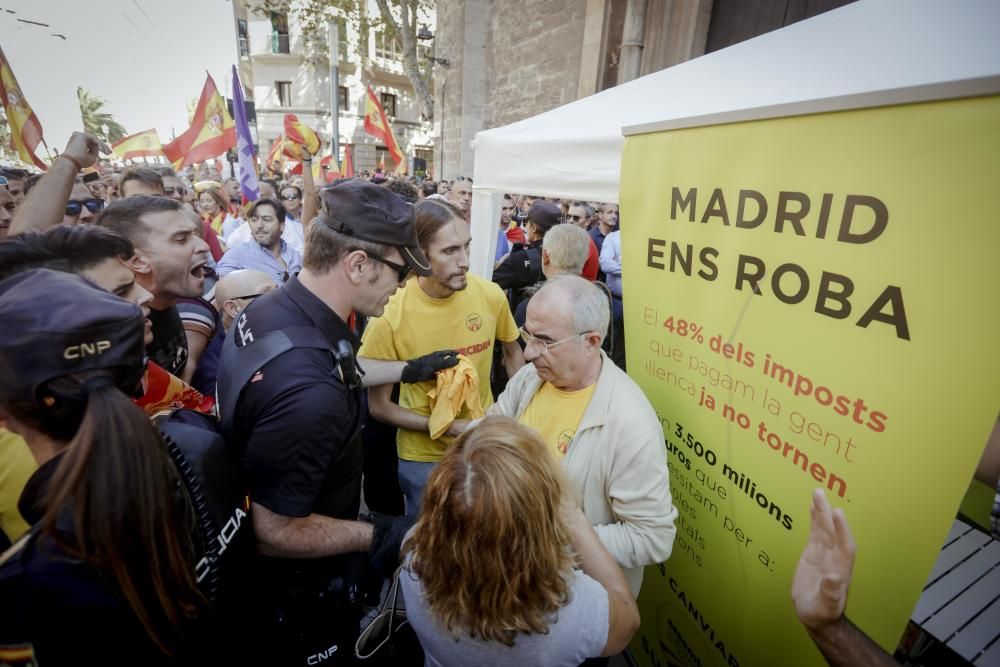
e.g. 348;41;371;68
617;0;647;85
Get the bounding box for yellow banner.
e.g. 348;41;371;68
621;95;1000;667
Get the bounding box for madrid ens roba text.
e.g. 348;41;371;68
647;187;909;341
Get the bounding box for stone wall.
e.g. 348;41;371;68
484;0;587;130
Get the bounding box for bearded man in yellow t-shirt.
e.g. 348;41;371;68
360;198;524;516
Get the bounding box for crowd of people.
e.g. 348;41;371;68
0;131;662;667
1;131;997;667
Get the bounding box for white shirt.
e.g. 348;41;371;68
225;217;305;254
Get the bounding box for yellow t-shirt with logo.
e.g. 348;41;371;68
518;382;596;459
0;428;36;542
359;273;519;462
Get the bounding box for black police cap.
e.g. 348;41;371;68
528;201;562;232
318;179;432;276
0;269;147;404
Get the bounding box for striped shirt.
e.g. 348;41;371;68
217;239;302;285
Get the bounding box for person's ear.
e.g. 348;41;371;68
124;251;153;277
344;249;368;285
582;330;604;351
222;299;241;321
541;249;551;266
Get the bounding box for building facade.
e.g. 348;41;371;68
432;0;854;181
232;0;436;176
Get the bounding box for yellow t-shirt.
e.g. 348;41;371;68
0;428;37;542
518;381;596;459
360;273;519;462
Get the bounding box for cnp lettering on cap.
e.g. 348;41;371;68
64;340;112;360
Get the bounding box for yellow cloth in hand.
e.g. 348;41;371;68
427;356;484;440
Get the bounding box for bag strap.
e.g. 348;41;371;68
355;565;407;659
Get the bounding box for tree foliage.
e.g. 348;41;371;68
77;88;127;144
254;0;435;120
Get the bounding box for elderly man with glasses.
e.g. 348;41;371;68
489;274;678;600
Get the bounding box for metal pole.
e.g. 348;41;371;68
328;21;341;163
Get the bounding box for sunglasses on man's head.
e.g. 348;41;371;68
65;198;105;217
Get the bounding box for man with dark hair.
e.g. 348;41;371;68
259;178;279;200
217;197;301;284
226;192;304;253
381;178;418;204
150;165;188;202
419;180;437;200
97;196;211;376
0;168;29;210
216;179;457;663
119;166;165;198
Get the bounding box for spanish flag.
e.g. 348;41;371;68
0;46;46;170
162;73;236;170
265;135;285;172
112;128;166;161
363;86;403;166
283;114;320;160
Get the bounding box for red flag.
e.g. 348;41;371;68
162;73;236;169
0;46;46;170
363;86;403;165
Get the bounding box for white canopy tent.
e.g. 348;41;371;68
467;0;1000;276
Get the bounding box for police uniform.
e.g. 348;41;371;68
491;201;563;311
0;455;177;666
224;275;366;664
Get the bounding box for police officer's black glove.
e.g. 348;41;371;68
401;349;459;383
363;511;414;573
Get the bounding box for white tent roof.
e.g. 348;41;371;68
470;0;1000;204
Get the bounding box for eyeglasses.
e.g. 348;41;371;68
565;214;584;222
281;194;300;201
518;326;587;353
231;293;264;301
65;198;106;217
365;252;412;283
163;186;186;196
0;176;8;186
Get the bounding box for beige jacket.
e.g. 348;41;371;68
492;352;678;596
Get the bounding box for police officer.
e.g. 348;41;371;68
216;180;456;665
491;200;563;311
0;270;210;664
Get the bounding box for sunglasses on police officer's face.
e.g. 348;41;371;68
366;252;412;283
65;198;105;217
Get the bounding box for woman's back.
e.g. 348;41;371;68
401;565;608;667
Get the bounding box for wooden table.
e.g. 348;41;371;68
910;519;1000;665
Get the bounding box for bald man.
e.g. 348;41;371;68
214;269;278;331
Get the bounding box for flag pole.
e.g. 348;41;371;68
40;137;54;161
